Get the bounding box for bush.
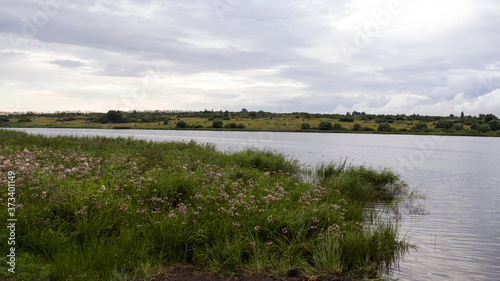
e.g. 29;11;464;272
412;122;428;131
319;121;333;130
333;123;344;130
212;120;223;128
163;120;169;125
339;117;354;122
17;118;32;123
470;123;480;131
237;123;246;129
105;110;124;123
352;123;361;131
478;124;491;133
193;125;204;128
452;123;464;131
224;123;237;129
301;123;310;130
434;120;453;130
175;120;187;128
377;122;392;132
488;119;500;131
362;127;375;131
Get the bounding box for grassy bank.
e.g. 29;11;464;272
0;130;410;280
2;111;500;137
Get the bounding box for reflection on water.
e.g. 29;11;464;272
6;128;500;281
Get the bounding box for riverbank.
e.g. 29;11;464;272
2;111;500;137
0;130;410;280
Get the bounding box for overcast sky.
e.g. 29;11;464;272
1;0;499;115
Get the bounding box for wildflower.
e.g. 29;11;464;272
137;225;142;228
254;226;260;231
266;242;273;246
232;222;240;227
267;215;273;223
281;227;287;234
198;229;204;233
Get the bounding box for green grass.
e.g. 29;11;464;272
0;129;411;280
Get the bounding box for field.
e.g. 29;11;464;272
0;130;412;280
3;111;500;137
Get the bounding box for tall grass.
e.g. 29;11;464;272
0;129;411;280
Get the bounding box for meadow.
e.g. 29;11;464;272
2;110;500;136
0;129;411;280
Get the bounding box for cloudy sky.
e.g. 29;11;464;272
1;0;499;115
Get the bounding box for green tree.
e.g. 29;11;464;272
212;120;223;128
352;123;361;131
485;114;497;123
487;119;500;131
175;120;187;128
105;110;124;123
412;122;428;131
434;120;453;130
237;123;246;129
300;123;310;130
319;121;333;130
224;123;237;129
333;123;343;130
478;124;491;133
377;122;392;132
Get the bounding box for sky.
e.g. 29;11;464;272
1;0;499;115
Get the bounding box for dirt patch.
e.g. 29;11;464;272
142;265;355;281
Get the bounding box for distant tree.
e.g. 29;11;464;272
485;114;498;123
333;123;344;130
17;117;32;123
412;122;428;131
241;108;248;113
163;120;169;125
488;119;500;131
224;123;237;129
249;111;257;118
478;124;491;133
212;120;223;128
434;120;454;130
377;122;392;132
460;111;465;118
319;121;333;130
300;123;310;130
352;123;361;131
175;120;187;128
452;123;464;130
237;123;246;129
470;123;480;131
105;110;124;123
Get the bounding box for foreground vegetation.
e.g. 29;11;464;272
0;130;411;280
1;109;500;136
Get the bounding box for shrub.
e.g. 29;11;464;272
363;127;375;131
237;123;246;129
352;123;361;131
412;122;428;131
434;120;453;130
339;116;354;122
333;123;344;130
193;125;204;128
452;123;464;130
470;123;480;131
488;119;500;131
105;110;124;123
212;120;223;128
17;118;32;123
377;122;392;132
478;124;491;133
163;120;169;125
175;120;187;128
319;121;333;130
300;123;310;130
224;123;237;129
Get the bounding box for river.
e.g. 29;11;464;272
5;128;500;280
